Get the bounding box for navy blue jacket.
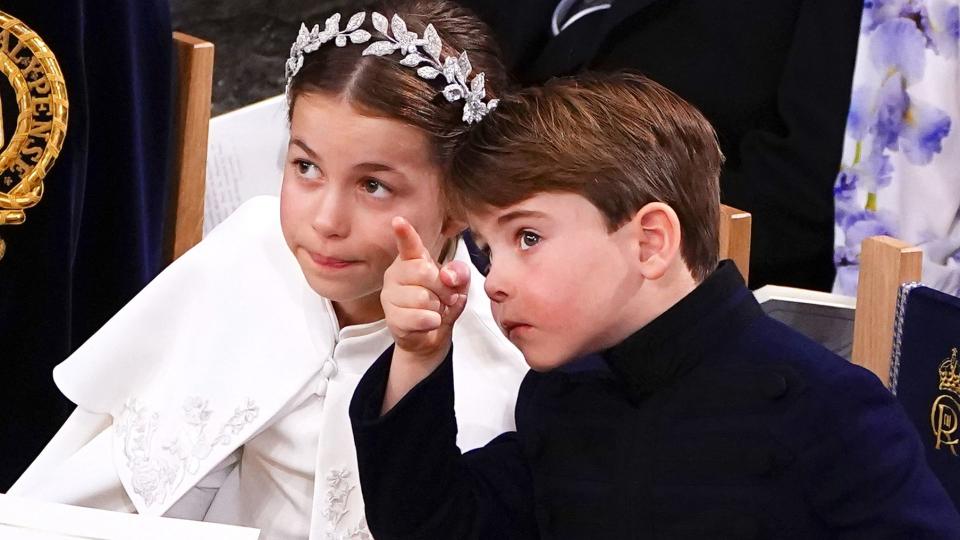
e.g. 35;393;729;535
351;262;960;538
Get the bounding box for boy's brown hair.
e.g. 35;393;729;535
450;72;723;281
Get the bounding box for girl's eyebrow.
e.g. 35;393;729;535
289;138;319;160
289;139;400;175
355;162;398;173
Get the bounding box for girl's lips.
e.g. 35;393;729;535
309;252;358;269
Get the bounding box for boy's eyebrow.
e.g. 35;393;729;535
497;209;547;226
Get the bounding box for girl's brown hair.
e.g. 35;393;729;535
287;0;506;173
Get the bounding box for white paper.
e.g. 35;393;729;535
204;95;288;235
753;285;857;360
0;494;260;540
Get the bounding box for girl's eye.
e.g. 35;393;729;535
361;178;392;199
519;231;541;251
296;159;321;180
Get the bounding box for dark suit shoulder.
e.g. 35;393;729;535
730;314;889;402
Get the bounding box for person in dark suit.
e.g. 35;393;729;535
457;0;862;292
350;73;959;538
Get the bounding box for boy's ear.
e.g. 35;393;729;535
631;202;682;280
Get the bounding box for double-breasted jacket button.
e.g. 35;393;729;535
761;373;788;400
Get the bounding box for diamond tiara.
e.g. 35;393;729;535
285;11;499;124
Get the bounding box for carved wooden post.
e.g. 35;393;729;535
852;236;923;386
719;204;752;283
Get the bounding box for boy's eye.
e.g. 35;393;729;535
296;159;321;180
518;231;541;251
361;178;392;199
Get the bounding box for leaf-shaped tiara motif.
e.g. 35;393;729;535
285;11;499;124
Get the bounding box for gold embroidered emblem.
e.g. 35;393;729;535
931;348;960;455
0;11;68;261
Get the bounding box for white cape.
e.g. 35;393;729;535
9;196;528;539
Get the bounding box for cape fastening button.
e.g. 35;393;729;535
321;359;338;378
315;377;329;397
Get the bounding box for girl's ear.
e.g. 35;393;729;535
435;214;468;263
631;202;683;280
440;213;468;239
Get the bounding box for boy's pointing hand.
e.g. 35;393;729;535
382;216;470;359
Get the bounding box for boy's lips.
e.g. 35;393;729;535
500;320;533;339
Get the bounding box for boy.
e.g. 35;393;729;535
349;72;960;538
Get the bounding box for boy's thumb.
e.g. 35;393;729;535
440;292;468;329
440;260;471;292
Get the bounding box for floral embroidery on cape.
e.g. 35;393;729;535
116;396;259;508
322;467;372;540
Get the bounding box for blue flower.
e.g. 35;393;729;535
870;18;928;82
833;149;893;209
925;2;960;58
834;168;860;204
835;209;899;295
874;74;911;150
901;99;952;164
865;148;895;189
862;0;915;33
841;209;897;249
846;86;875;141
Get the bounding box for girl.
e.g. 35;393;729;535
9;2;527;539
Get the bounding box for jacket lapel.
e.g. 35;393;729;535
528;0;665;81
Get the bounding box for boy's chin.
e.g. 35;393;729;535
521;347;574;373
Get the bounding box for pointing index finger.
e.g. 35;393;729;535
393;216;429;261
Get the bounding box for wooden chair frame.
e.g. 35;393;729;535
719;204;751;282
164;31;214;264
851;236;923;386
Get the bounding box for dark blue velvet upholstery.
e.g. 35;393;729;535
0;0;173;490
894;285;960;511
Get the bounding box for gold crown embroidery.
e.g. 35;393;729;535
932;348;960;456
938;348;960;396
0;11;69;261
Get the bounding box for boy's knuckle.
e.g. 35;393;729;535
417;262;436;281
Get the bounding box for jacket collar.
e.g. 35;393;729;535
601;261;762;399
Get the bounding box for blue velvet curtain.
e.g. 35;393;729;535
0;0;173;490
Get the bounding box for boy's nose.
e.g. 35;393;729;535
483;265;510;303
